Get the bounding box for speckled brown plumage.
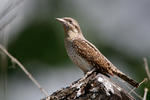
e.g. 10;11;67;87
56;17;139;88
72;39;114;75
72;39;139;87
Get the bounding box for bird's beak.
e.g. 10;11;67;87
56;18;69;31
56;18;66;24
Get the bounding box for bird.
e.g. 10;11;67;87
56;17;139;88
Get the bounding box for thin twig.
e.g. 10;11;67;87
126;78;147;100
139;78;148;86
129;78;147;93
0;0;24;20
126;86;143;100
0;0;24;31
128;87;143;100
114;75;143;100
0;44;49;97
0;13;17;31
143;88;148;100
143;57;150;80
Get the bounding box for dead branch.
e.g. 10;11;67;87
42;69;135;100
0;44;49;97
143;88;148;100
143;58;150;80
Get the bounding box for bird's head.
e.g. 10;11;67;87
56;17;83;39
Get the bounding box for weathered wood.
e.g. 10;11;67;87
42;70;135;100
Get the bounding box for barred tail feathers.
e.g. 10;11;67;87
112;68;139;88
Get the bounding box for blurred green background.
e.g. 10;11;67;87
0;0;150;100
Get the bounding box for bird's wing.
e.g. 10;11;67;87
72;39;114;75
72;39;139;87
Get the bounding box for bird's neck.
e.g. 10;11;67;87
65;31;84;41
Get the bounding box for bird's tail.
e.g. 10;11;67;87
112;68;139;88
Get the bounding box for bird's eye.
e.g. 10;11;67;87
69;20;72;24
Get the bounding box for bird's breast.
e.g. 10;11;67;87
64;39;92;72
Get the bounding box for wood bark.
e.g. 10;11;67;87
42;70;135;100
